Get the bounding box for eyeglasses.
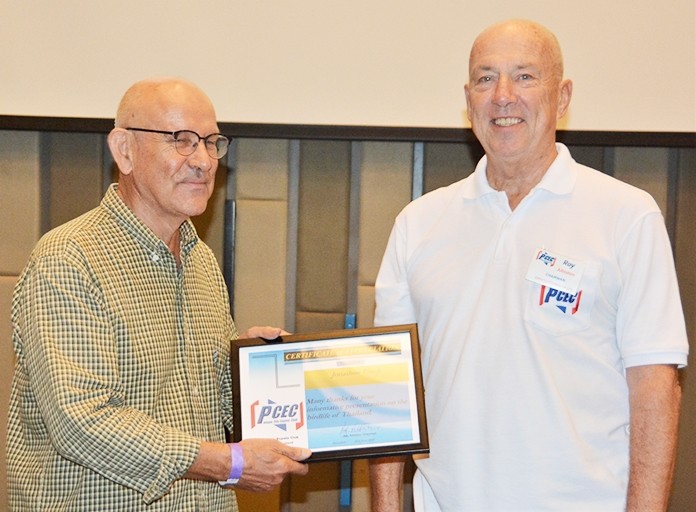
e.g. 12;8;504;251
126;127;230;159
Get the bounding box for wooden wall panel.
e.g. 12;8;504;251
671;147;696;512
44;132;104;230
233;139;289;331
0;131;40;273
358;142;413;287
613;146;670;214
295;311;346;334
233;199;288;331
296;141;351;329
423;142;481;194
566;145;605;172
356;140;413;335
236;139;289;200
0;130;41;512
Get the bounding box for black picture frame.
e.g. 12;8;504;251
230;323;429;462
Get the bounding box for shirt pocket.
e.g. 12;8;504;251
524;262;602;336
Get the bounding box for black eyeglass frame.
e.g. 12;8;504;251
125;127;231;159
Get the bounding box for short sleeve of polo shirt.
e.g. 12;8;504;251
614;210;688;368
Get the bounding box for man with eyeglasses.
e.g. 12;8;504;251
7;77;310;511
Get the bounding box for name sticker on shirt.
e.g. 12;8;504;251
525;248;585;294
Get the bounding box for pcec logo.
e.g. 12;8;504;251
250;399;305;432
538;285;583;315
536;250;557;267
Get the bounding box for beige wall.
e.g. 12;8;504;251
1;130;694;511
3;2;695;133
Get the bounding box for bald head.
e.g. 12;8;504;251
470;19;564;82
114;77;217;129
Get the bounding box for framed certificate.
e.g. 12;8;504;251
231;324;429;462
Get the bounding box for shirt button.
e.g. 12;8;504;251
150;252;160;262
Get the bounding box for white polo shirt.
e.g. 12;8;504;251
374;144;688;511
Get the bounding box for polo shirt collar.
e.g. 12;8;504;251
462;143;577;200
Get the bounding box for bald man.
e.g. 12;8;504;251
370;20;687;511
8;77;310;511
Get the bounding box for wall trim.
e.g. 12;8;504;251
1;115;694;147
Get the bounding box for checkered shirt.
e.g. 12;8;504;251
7;184;239;511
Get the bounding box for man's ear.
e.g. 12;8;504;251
464;83;472;122
556;79;573;119
107;128;134;175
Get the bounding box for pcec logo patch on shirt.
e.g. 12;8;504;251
525;260;600;335
538;285;582;315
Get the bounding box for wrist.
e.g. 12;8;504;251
219;443;244;487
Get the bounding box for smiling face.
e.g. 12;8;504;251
464;21;572;169
108;78;220;240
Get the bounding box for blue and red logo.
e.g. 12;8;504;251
536;250;557;267
538;285;582;315
250;399;305;432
